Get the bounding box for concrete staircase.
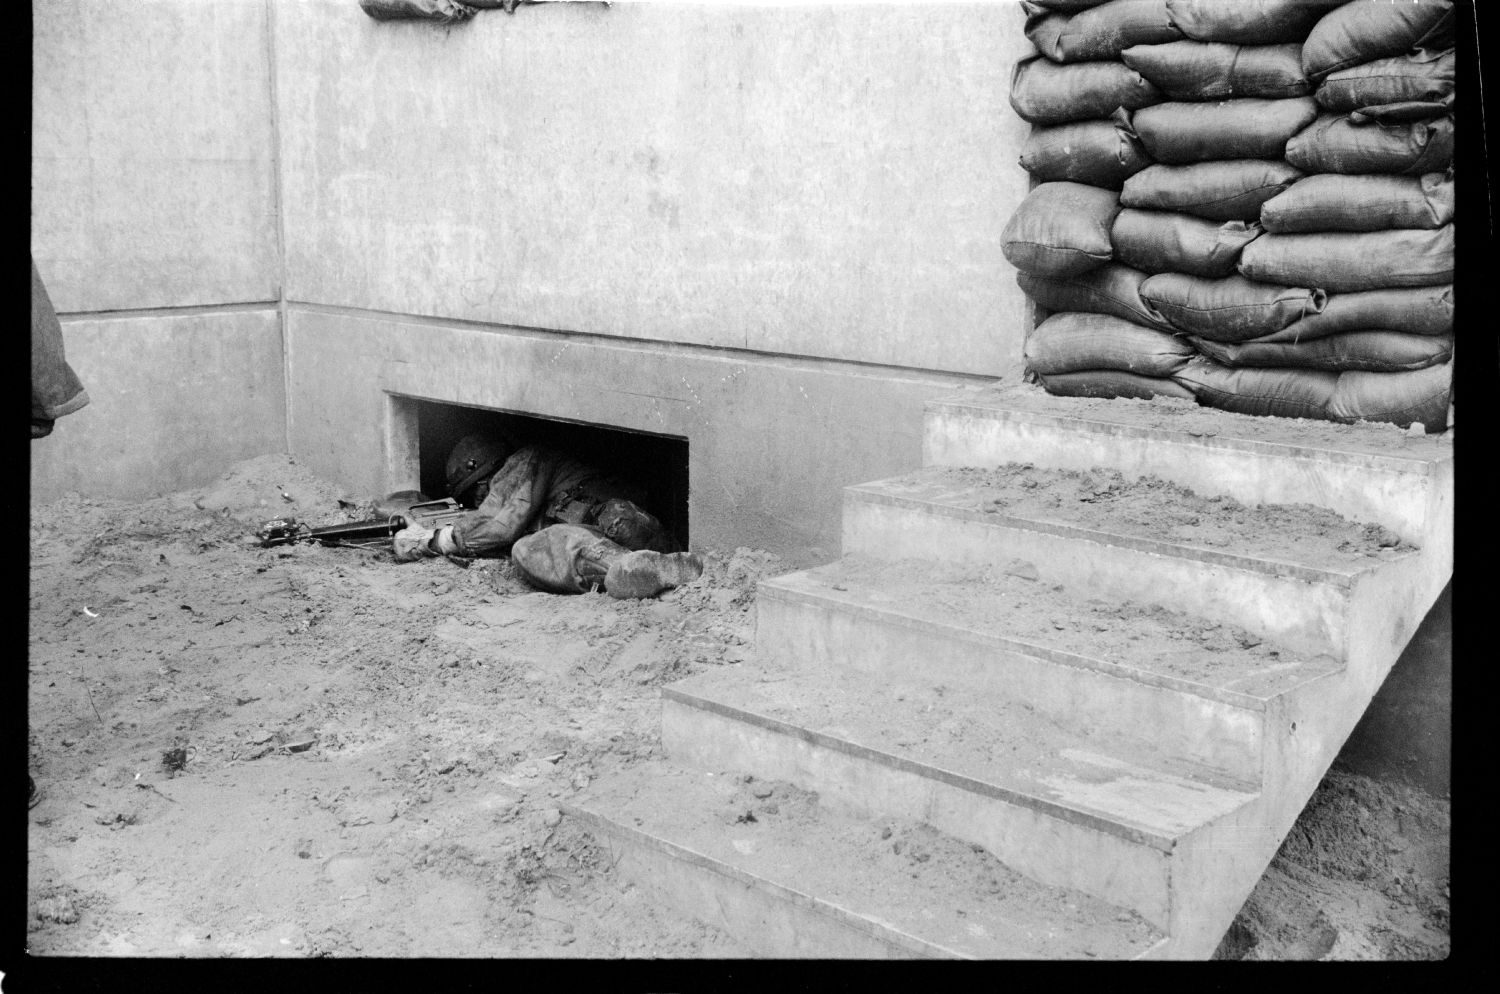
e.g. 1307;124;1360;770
564;383;1454;959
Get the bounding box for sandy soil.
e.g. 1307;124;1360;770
791;553;1337;701
926;463;1413;558
1214;768;1450;961
25;455;1447;959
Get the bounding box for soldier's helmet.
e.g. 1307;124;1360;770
445;432;518;506
595;498;666;552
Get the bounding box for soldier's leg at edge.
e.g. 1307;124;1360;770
511;524;624;594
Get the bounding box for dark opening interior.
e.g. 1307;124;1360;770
413;400;690;551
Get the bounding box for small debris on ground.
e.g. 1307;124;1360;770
24;454;1447;960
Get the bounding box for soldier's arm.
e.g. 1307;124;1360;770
446;447;556;556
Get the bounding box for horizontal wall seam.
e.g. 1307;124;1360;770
285;300;996;386
57;301;281;321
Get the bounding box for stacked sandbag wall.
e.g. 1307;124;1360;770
1002;0;1455;432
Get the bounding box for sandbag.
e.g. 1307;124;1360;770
360;0;475;21
1317;48;1456;115
1025;312;1195;377
1285;113;1453;175
1178;356;1451;430
1016;265;1177;331
1121;41;1310;100
1189;331;1453;372
1121;160;1304;221
1302;0;1454;84
1238;226;1453;293
1141;273;1326;341
1175;358;1339;419
1261;285;1452;342
1038;369;1199;402
1001;183;1122;278
1128;98;1320;164
1259;172;1454;232
1327;362;1451;432
1349;101;1455;124
1027;0;1113;10
1164;0;1347;45
1111;209;1263;278
1023;0;1182;64
1129;98;1318;163
1019;119;1152;189
1010;56;1164;126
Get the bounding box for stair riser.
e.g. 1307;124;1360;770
924;405;1448;547
563;807;959;959
757;590;1265;783
1145;791;1296;959
662;697;1175;929
843;496;1350;659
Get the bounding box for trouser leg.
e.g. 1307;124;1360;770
511;524;627;594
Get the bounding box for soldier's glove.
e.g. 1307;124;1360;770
430;526;459;557
393;525;439;562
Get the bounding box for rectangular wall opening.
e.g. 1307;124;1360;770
411;400;690;551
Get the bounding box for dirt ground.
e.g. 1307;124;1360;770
25;454;1448;960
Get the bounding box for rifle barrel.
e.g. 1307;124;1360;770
303;518;398;544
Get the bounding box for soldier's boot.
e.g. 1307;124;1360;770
604;550;705;600
572;535;623;592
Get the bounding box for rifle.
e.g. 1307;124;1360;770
255;498;468;553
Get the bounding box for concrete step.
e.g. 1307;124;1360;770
841;465;1422;658
757;555;1340;782
924;382;1453;551
562;760;1168;959
661;663;1260;930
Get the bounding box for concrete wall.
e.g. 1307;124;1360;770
33;0;1034;520
30;0;284;501
30;309;289;500
270;0;1032;374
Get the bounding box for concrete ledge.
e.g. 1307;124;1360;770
662;694;1174;927
847;476;1375;587
566;760;1168;958
286;306;980;561
756;576;1269;783
841;485;1395;659
924;387;1453;546
562;805;962;959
